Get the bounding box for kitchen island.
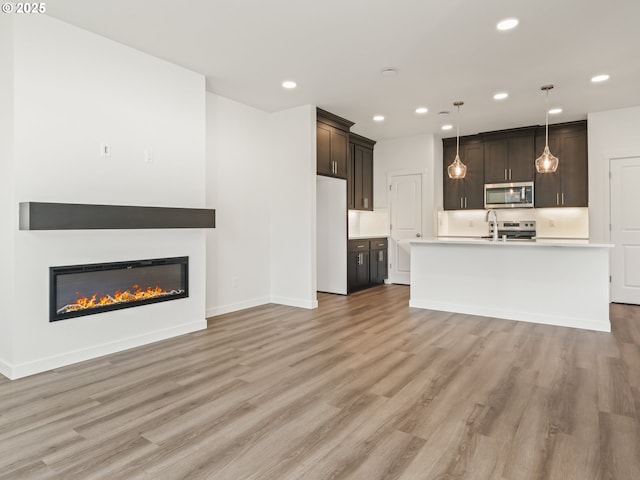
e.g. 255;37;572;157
410;238;613;332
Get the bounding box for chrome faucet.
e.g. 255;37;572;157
486;209;498;241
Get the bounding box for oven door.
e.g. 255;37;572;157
484;182;534;208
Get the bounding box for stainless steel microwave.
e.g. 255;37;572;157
484;181;534;209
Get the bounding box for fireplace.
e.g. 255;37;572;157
50;257;188;322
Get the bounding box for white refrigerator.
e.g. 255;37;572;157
316;175;347;294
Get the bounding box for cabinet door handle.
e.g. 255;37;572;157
561;193;565;205
363;198;368;209
504;169;508;180
509;169;512;180
460;197;463;209
464;197;468;208
378;251;384;262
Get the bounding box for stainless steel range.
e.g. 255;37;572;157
489;220;537;240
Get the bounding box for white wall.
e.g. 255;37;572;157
2;15;207;379
204;99;317;314
373;134;438;238
0;15;15;376
588;105;640;243
270;105;318;308
205;93;271;315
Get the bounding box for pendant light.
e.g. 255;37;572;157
535;85;559;173
447;101;467;179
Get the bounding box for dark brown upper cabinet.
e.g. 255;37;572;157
443;137;485;210
482;127;536;183
349;133;376;211
442;120;588;211
317;108;354;179
534;120;588;208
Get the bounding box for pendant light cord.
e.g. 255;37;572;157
456;103;460;156
545;89;549;148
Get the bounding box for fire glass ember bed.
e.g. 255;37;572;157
50;257;188;322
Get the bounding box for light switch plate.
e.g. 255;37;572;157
100;143;111;158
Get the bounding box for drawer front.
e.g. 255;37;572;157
348;239;370;252
369;238;388;249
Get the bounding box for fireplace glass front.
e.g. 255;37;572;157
50;256;188;322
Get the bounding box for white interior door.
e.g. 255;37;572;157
389;173;423;285
610;157;640;304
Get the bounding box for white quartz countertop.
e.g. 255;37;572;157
410;237;613;248
348;235;389;240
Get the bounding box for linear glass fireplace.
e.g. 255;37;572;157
50;256;188;322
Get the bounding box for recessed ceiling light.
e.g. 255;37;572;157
373;115;385;122
282;80;297;89
442;124;453;130
497;18;519;31
591;74;610;83
548;108;562;115
493;92;508;100
415;107;428;114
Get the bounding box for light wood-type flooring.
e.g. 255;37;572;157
1;285;639;479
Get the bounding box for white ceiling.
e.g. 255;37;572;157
46;0;640;141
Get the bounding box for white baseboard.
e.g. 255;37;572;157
409;300;611;333
0;358;12;380
206;297;271;318
270;296;318;309
2;320;206;380
206;295;318;320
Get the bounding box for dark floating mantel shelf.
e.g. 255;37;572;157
19;202;215;230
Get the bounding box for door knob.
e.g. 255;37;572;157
416;233;422;238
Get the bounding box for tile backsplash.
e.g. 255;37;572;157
348;209;390;238
437;207;589;239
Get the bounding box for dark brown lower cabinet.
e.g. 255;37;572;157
348;239;369;292
348;238;387;292
369;239;388;284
